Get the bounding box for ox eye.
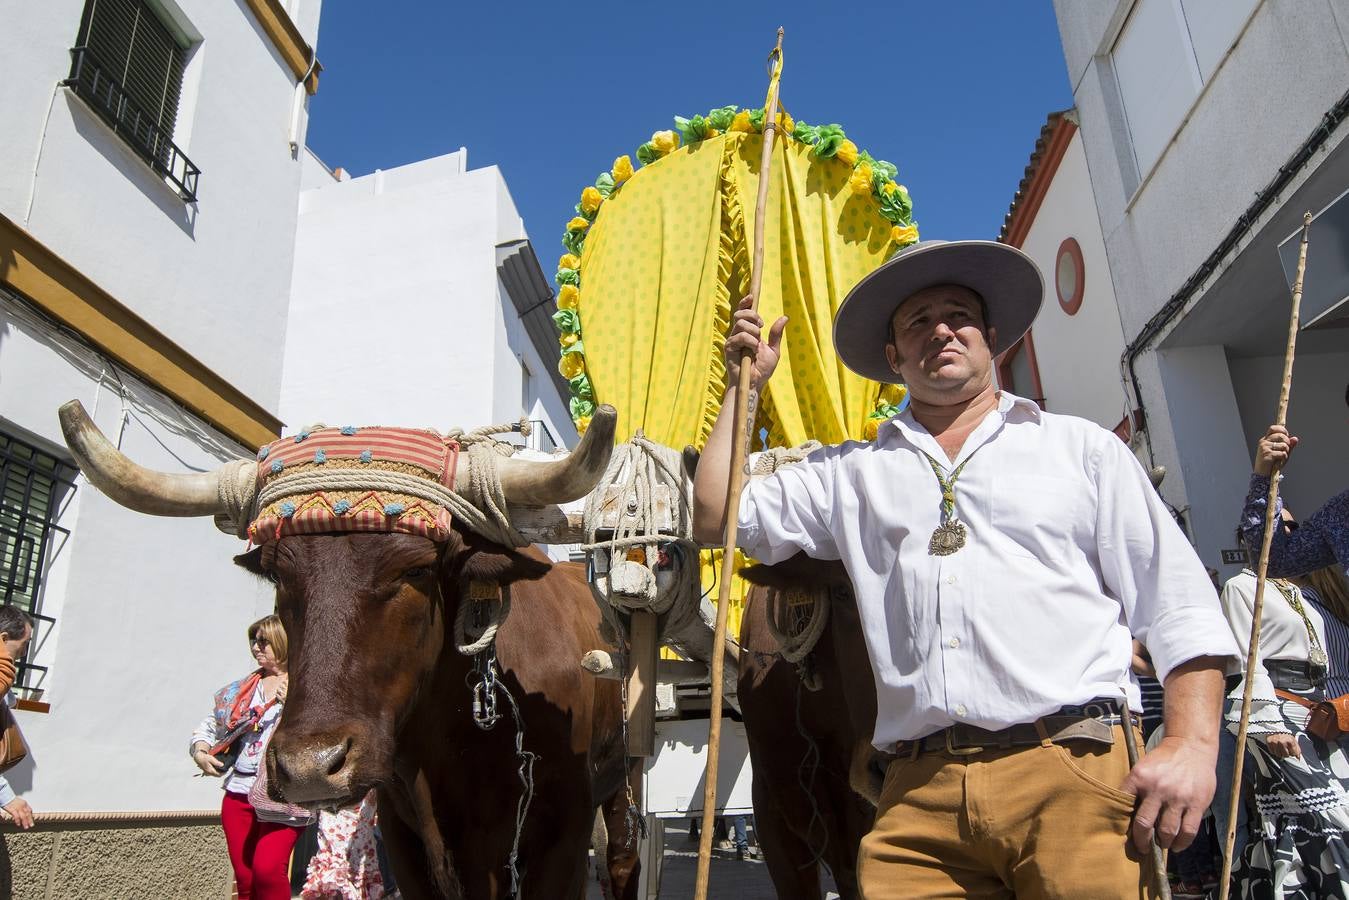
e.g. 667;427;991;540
402;566;433;580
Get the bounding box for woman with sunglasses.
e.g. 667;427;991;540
189;615;306;900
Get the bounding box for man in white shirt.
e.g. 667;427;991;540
693;240;1237;898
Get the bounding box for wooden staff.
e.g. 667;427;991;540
1217;211;1313;900
693;27;784;900
1119;697;1171;900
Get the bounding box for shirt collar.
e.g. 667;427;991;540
882;389;1042;439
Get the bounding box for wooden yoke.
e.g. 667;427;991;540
694;26;785;900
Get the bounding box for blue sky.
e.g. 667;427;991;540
305;2;1072;253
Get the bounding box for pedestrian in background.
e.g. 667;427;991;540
190;615;307;900
1239;383;1349;576
0;605;35;829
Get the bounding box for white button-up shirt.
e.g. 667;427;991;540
738;392;1237;749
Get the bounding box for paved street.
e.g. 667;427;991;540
584;819;841;899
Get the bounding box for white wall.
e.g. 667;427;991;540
284;153;577;451
1016;133;1130;429
1;297;273;812
0;0;321;408
1229;350;1349;524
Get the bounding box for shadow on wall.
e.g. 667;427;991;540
62;92;198;239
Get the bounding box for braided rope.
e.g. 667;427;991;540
215;458;260;538
580;435;697;617
749;440;823;476
765;585;830;664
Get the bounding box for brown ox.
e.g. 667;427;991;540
59;402;642;900
738;554;879;900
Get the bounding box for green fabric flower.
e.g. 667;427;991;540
674;114;712;145
562;229;584;256
552;308;581;334
792;122;820;144
707;105;738;131
570;396;597;419
555;267;579;287
747;107;766;131
595;172;615;198
636;142;659;166
569;373;594;402
810;124;846;158
879;184;914;223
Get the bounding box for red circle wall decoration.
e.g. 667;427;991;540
1056;237;1085;316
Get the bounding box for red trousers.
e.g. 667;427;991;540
221;790;303;900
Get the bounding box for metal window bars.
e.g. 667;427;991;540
0;432;77;693
63;45;201;202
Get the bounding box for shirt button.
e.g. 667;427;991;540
948;637;960;649
955;704;968;717
946;575;957;585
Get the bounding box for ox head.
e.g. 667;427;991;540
57;400;617;807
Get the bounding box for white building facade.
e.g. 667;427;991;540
284;149;577;453
1;0;320;892
997;109;1133;436
1052;0;1349;577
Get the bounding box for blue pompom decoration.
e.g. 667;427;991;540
334;499;351;514
383;502;405;516
294;430;310;443
314;448;327;463
359;450;373;463
270;460;284;474
280;501;296;517
257;446;270;461
340;426;358;435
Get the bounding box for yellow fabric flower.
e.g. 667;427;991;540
849;163;874;196
567;216;590;233
580;186;603;216
651;130;679;155
882;181;899;197
575;415;592;435
729;110;753;133
612;155;634;184
863;418;879;442
560;332;579;349
557;284;580;309
836;139;859;166
558;352;585;379
706;127;720;138
778;111;794;134
558;254;580;271
891;223;920;247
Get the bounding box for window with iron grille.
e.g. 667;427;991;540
0;430;77;693
64;0;200;201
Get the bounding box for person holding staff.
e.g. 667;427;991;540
692;239;1238;898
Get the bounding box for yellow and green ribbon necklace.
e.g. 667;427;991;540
919;449;979;556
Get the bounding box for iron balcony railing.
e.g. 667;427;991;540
63;45;200;202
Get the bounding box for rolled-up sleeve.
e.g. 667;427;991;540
737;447;841;564
1093;438;1238;683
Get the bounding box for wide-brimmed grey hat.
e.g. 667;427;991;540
832;240;1044;384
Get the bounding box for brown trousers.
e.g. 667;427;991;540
858;727;1155;899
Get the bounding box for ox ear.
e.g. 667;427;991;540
234;547;268;578
450;527;551;587
739;552;849;588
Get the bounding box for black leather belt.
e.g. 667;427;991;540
892;699;1138;758
1225;659;1322;694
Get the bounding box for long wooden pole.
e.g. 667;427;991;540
693;27;784;900
1217;211;1313;900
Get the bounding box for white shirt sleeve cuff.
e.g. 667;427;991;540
1147;606;1240;684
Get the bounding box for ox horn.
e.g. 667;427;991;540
494;404;618;506
58;400;258;532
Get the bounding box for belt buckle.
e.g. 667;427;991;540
944;728;984;757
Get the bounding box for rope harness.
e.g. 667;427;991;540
751;442;831;688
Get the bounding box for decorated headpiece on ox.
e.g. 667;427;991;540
56;400;617;806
